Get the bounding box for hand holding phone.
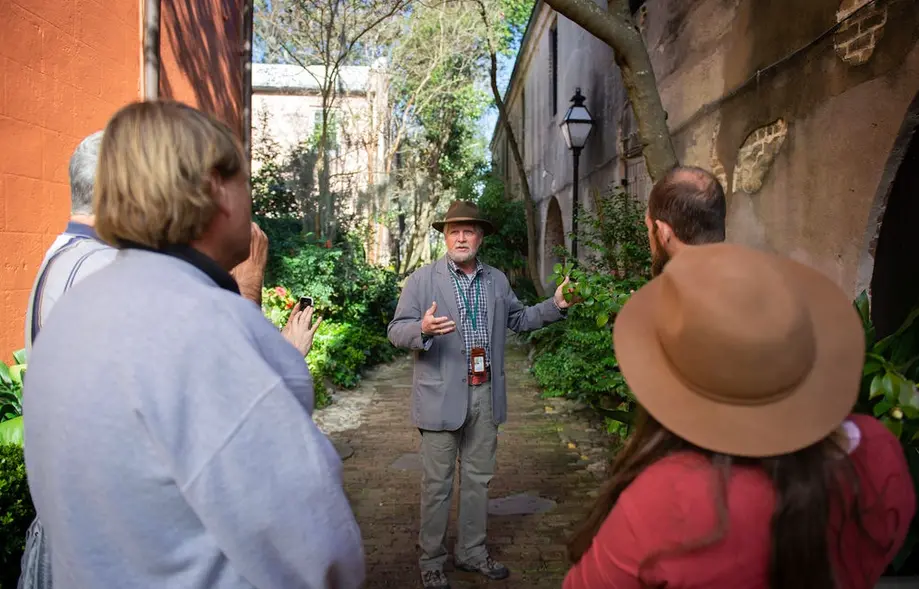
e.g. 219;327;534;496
299;296;313;310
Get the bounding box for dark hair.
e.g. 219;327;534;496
567;408;882;589
648;166;726;245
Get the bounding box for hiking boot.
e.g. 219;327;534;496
421;568;450;589
456;556;510;580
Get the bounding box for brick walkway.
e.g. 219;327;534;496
322;340;611;589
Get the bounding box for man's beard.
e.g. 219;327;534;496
650;230;670;277
447;245;479;264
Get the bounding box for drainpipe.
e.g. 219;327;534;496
143;0;161;100
241;0;254;162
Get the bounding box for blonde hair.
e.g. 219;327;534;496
94;100;245;248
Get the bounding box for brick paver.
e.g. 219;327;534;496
330;339;610;589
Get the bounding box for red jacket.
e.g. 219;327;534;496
564;414;916;589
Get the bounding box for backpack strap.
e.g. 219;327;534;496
29;235;90;344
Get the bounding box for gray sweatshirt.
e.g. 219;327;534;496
22;248;365;588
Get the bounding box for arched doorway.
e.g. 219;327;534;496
543;196;565;286
868;92;919;338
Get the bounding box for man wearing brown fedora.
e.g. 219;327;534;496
645;165;727;276
388;200;576;589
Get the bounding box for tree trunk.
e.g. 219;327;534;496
543;0;678;182
478;5;546;297
316;92;336;241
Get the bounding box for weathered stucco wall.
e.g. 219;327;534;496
494;0;919;298
647;0;919;297
0;0;142;358
496;1;627;288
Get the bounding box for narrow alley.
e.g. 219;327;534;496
315;341;612;589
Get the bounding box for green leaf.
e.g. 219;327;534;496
873;399;894;417
0;416;23;447
898;378;919;408
596;314;609;328
869;374;887;399
882;416;904;438
8;365;24;387
0;362;10;387
876;306;919;354
880;372;898;404
863;356;884;377
854;290;871;325
11;349;26;366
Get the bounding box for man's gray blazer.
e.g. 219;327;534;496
388;257;564;431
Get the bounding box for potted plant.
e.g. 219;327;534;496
852;292;919;583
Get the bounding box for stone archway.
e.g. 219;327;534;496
543;196;565;286
863;91;919;338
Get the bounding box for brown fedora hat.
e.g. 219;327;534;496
432;200;496;236
614;243;865;458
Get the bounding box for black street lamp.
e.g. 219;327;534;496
559;87;595;263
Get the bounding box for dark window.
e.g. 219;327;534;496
549;21;558;116
629;0;646;13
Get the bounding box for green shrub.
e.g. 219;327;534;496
309;322;398;390
0;444;33;588
258;218;400;333
852;291;919;574
0;350;26;424
475;172;538;304
254;216;402;408
527;185;650;436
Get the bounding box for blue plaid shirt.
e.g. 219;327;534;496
447;258;491;369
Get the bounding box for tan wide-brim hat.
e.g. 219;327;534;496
614;243;865;458
432;200;496;236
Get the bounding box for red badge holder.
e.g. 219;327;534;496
470;347;488;385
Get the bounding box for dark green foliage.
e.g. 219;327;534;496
0;444;33;588
527;185;651;436
852;292;919;574
473;171;538;304
257;216;402;399
260;218;400;331
310;323;398;389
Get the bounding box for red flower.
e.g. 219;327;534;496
285;301;294;309
275;286;287;296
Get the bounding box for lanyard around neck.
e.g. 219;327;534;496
452;271;483;330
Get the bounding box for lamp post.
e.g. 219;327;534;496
559;87;595;263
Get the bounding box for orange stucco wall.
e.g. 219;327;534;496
0;0;142;359
160;0;244;135
0;0;246;359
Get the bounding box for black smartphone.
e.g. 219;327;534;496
299;296;313;309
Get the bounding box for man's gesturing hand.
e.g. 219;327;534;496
421;301;456;337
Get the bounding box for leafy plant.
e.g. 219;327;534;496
0;443;34;588
258;218;400;329
475;170;538;304
261;286;298;329
852;291;919;574
527;185;650;437
0;350;26;424
308;322;397;390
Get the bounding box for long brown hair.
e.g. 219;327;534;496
568;408;878;589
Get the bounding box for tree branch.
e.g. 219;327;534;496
542;0;677;181
474;0;545;297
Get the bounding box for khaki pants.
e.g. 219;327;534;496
418;382;497;571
